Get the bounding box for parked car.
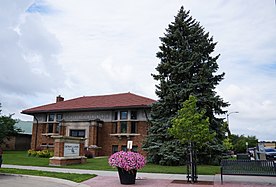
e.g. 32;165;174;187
264;147;276;160
247;147;256;157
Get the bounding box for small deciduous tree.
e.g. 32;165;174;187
0;103;21;145
230;134;258;153
169;96;215;182
169;96;215;146
223;138;234;151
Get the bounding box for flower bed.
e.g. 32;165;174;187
28;149;54;158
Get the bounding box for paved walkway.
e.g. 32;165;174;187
1;164;276;187
0;173;87;187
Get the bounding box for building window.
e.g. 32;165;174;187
43;114;47;122
112;122;117;133
121;145;127;152
48;114;55;121
56;124;60;133
120;111;128;120
56;114;63;122
70;129;85;138
120;121;127;133
113;111;118;120
132;146;138;153
112;145;118;154
131;121;137;133
131;111;137;120
48;123;53;133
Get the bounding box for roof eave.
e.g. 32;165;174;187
21;104;153;115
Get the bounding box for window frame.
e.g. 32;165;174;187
121;145;127;152
130;111;137;120
70;129;86;138
112;122;117;133
113;111;118;120
48;114;55;122
131;121;137;133
120;111;128;120
48;123;54;133
120;121;127;133
132;146;138;153
56;114;63;122
112;145;118;154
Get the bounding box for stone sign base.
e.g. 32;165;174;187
49;156;87;166
49;136;87;166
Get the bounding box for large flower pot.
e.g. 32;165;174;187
117;167;137;185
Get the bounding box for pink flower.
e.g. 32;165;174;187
108;151;146;171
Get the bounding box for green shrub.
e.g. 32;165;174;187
27;149;32;156
50;151;54;157
31;150;37;157
27;149;53;158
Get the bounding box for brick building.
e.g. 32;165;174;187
22;93;155;156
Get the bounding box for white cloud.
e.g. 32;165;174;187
1;0;276;141
0;0;65;119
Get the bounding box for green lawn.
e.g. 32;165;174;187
3;151;50;166
0;168;96;183
2;151;220;175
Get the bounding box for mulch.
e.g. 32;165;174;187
172;180;214;185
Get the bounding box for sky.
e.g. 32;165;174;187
0;0;276;141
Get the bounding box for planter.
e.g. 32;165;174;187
117;167;137;185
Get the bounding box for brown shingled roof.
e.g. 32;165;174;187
22;92;156;114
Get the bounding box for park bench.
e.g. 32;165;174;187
220;160;276;184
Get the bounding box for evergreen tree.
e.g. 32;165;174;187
143;6;229;165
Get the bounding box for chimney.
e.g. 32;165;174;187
56;95;64;103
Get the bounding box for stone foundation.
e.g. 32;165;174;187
49;156;87;166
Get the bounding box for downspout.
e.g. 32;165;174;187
34;116;39;149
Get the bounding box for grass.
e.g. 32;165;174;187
0;168;96;183
140;163;219;175
2;151;220;175
3;151;49;166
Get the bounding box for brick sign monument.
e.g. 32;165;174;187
49;136;87;166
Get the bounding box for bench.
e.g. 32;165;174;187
221;160;276;184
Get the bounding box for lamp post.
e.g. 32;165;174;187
226;111;239;136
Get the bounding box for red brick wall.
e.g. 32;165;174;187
2;137;16;150
31;123;54;150
54;141;64;157
97;121;148;156
31;120;149;157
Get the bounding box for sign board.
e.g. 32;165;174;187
258;143;265;153
64;143;80;157
127;141;133;150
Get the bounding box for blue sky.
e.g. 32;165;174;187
1;0;276;141
26;1;49;13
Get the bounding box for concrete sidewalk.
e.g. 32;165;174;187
2;164;276;187
83;175;276;187
0;173;88;187
2;164;212;180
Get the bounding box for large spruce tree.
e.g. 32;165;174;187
143;7;229;165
